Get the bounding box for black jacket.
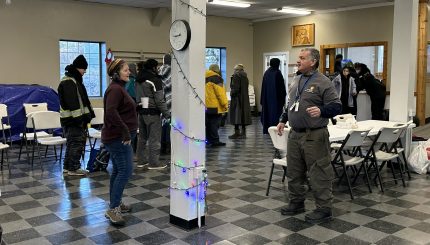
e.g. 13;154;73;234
135;68;170;118
58;65;95;126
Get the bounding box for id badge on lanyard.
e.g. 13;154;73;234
291;74;314;112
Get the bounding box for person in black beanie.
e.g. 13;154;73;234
58;54;95;176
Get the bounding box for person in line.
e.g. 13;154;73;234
125;63;138;153
58;54;94;176
332;66;357;115
334;54;343;74
102;58;138;225
205;64;228;147
354;62;386;120
228;64;252;139
135;59;170;169
260;58;286;134
277;48;341;224
159;54;172;155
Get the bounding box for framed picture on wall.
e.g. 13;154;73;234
292;23;315;47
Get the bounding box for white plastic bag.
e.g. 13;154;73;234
408;142;430;174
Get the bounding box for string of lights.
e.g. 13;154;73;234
171;51;206;108
178;0;206;17
170;121;206;143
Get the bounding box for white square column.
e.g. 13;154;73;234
389;0;419;122
169;0;207;230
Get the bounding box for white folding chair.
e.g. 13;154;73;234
0;104;12;145
392;121;413;180
0;105;11;172
87;108;104;150
331;128;372;199
30;111;66;170
366;125;408;192
266;126;289;196
18;103;50;161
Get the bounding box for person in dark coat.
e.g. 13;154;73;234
228;64;252;139
58;54;95;176
260;58;286;134
354;63;386;120
334;54;343;74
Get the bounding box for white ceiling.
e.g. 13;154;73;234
72;0;394;20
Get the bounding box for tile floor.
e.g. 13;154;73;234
0;118;430;245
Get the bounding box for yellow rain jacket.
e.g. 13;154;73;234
205;70;228;114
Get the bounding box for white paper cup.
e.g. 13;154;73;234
141;97;149;108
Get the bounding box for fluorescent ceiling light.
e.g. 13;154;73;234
208;0;251;8
277;7;311;15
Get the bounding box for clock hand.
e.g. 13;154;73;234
174;33;181;37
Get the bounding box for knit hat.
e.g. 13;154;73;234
269;58;280;69
163;54;171;65
107;58;126;76
144;59;158;70
72;55;88;69
234;64;244;70
209;64;220;74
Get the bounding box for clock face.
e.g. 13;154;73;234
169;20;191;51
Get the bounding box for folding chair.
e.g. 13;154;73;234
87;108;104;150
392;121;413;180
331;128;372;199
366;125;408;192
30;111;66;170
18;103;50;161
0;104;12;145
266;126;289;196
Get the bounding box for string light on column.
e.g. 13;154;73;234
171;51;206;108
178;0;206;17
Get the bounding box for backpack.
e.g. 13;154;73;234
86;146;110;172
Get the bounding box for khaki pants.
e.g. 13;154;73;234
287;128;334;209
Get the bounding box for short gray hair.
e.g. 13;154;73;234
301;48;320;69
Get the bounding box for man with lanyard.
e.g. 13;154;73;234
277;48;341;224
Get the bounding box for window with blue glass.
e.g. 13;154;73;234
205;47;227;82
59;40;107;97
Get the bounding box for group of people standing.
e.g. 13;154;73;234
332;54;386;120
205;64;252;147
58;54;172;225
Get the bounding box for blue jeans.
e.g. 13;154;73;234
104;132;135;209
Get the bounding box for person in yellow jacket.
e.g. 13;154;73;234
205;64;228;147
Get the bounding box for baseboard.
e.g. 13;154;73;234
169;214;205;230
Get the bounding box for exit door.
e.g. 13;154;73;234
263;52;289;101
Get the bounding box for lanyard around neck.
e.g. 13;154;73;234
295;73;314;100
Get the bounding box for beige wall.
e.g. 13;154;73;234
253;6;395;111
0;0;253;107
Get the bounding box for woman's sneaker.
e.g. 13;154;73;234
136;163;148;168
105;206;125;225
148;164;167;170
119;202;131;213
67;169;88;176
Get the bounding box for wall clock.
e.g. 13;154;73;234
169;19;191;51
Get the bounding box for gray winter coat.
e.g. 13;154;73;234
229;70;252;125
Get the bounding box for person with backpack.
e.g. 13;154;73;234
354;63;386;120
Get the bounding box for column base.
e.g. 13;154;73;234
169;214;205;230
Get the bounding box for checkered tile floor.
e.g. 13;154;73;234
1;118;430;245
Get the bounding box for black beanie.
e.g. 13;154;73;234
269;58;280;69
72;55;88;69
144;59;158;70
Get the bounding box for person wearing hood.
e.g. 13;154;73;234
135;59;170;170
228;64;252;139
58;54;95;176
260;58;286;134
158;54;172;154
332;66;357;115
205;64;228;147
102;58;138;225
354;63;386;120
